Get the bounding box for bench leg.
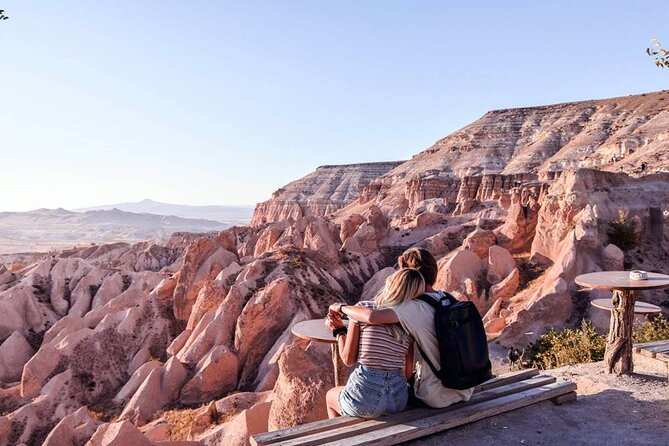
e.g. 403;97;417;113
550;391;577;405
604;289;635;375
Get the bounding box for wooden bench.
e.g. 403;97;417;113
251;369;576;446
634;339;669;378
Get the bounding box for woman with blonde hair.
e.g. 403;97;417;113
325;268;424;418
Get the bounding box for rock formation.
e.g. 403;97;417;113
251;162;404;226
2;91;669;446
338;90;669;223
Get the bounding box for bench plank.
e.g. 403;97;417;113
655;352;669;362
251;417;364;446
321;381;577;446
634;340;669;349
639;344;669;354
251;369;540;446
472;368;539;392
634;340;669;359
550;391;577;405
636;349;658;359
268;375;556;446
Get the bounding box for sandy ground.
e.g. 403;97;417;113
408;352;668;446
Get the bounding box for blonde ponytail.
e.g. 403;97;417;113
373;269;425;338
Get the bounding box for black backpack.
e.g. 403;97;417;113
415;292;492;390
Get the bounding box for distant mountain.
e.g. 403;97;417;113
0;208;227;254
76;199;253;226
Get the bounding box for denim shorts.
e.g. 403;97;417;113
338;365;408;418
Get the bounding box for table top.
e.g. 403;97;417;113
292;319;349;344
575;271;669;291
590;298;662;313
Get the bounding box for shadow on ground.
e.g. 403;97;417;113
407;379;668;446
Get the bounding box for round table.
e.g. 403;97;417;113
292;319;349;386
576;271;669;375
590;298;662;314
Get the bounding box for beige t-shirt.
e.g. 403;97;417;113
393;292;474;408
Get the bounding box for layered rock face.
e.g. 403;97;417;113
251;162;404;226
341;90;669;220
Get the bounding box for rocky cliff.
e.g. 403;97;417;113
251;162;404;226
340;90;669;220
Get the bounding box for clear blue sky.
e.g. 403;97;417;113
1;1;667;211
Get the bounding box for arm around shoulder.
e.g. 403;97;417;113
341;305;399;325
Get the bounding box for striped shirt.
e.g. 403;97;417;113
356;301;413;370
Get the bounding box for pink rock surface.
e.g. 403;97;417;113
412;211;448;229
0;331;34;383
602;243;624;271
462;228;497;259
341;223;378;253
0;265;14;286
219;401;272;446
86;421;153;446
115;360;164;404
43;407;102;446
214;392;270;423
340;213;365;242
235;278;294;388
303;218;341;262
187;281;227;330
267;341;333;430
435;250;485;302
253;313;308;392
180;346;238;405
487;245;516;285
140;418;171;442
173;237;238;321
360;267;395;301
0;283;50;343
120;357;189;426
489;268;520;302
495;185;542;253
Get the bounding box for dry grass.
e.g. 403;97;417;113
156;406;204;441
88;410;107;422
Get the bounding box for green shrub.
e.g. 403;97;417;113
607;209;637;251
527;320;606;370
527;315;669;370
633;315;669;343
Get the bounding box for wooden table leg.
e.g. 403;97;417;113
604;289;636;375
331;343;342;386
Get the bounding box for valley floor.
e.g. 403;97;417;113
409;355;668;446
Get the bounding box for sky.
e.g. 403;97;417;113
0;1;667;211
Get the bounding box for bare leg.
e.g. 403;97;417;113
326;386;345;418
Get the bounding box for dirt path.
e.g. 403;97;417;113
408;355;668;446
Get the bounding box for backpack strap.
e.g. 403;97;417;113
413;336;442;381
416;292;457;308
413;292;456;381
